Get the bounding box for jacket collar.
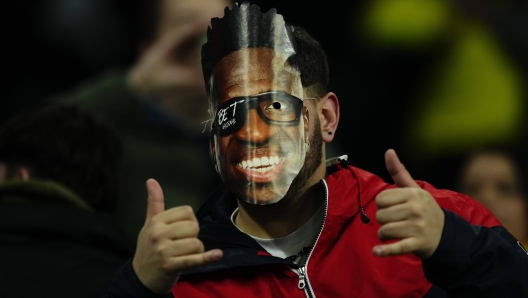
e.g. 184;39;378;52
184;187;296;276
184;163;358;276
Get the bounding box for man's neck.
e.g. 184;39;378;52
234;166;326;239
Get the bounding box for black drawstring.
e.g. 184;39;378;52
339;159;370;224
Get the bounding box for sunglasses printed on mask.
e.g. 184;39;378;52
213;91;303;137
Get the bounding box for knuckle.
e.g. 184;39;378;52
376;210;387;224
409;202;425;216
149;229;164;243
409;203;419;215
375;192;385;205
401;239;418;254
189;238;204;252
415;220;426;231
188;220;200;235
154;244;168;258
180;206;195;217
378;228;386;242
375;210;382;222
417;238;427;249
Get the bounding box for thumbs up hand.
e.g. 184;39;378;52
132;179;223;294
373;150;445;259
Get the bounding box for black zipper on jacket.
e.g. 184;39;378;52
294;179;329;298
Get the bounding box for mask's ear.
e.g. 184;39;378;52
302;106;310;135
319;92;339;143
209;132;219;174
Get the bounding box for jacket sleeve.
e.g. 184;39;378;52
422;209;528;297
107;259;174;298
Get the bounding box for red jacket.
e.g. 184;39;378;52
108;163;528;297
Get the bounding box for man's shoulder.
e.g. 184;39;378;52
329;164;501;228
48;69;138;114
416;180;501;227
46;69;146;129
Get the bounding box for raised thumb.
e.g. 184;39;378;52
385;149;418;188
145;178;165;221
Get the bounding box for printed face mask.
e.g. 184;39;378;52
202;3;309;204
210;47;308;205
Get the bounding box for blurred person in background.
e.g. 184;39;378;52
50;0;230;240
0;103;134;298
457;146;528;248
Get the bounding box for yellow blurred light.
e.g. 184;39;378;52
362;0;450;48
406;25;524;159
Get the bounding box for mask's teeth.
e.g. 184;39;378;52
238;155;282;170
252;157;261;167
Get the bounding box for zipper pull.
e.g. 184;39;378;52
297;267;306;289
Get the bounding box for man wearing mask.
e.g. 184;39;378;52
109;2;528;297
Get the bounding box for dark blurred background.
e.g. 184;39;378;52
3;0;528;190
3;0;136;119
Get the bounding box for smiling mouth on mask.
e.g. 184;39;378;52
236;156;281;173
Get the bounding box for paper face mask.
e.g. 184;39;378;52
202;3;308;205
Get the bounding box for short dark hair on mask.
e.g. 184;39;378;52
0;103;122;214
201;2;329;102
289;25;329;99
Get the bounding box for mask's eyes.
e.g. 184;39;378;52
263;99;296;121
